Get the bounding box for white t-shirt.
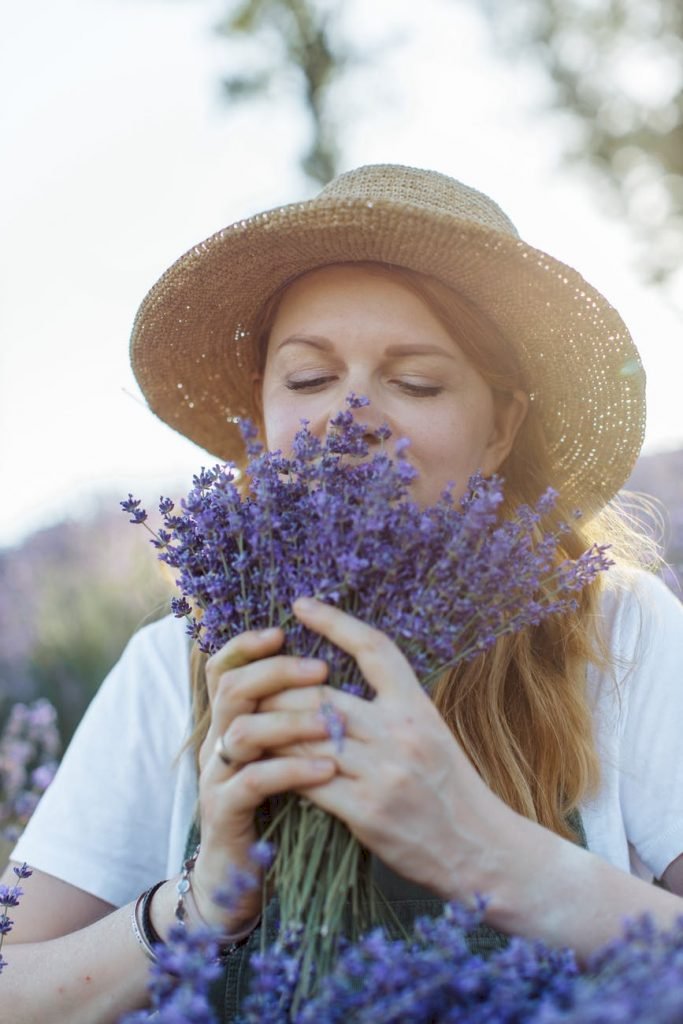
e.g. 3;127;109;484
12;569;683;908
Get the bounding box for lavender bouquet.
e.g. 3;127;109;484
123;395;611;1002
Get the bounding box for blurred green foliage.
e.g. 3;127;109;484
211;0;683;289
0;503;171;745
473;0;683;289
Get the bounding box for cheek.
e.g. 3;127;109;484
432;404;491;459
262;406;290;451
261;391;310;453
260;375;287;449
421;406;496;491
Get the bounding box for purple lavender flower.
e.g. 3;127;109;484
0;862;32;974
120;494;148;525
171;596;193;618
235;905;683;1024
0;699;61;842
119;924;221;1024
124;405;609;667
249;841;276;871
318;701;345;752
236;897;576;1024
535;913;683;1023
213;864;260;915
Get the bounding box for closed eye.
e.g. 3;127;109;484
394;381;443;397
285;376;336;392
284;377;443;396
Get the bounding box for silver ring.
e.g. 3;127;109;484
216;733;232;767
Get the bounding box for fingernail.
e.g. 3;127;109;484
293;597;316;612
258;627;281;639
311;759;333;773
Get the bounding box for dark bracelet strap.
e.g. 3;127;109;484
141;880;166;947
132;880;166;962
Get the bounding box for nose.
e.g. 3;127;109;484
326;386;393;447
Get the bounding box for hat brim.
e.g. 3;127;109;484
131;196;645;512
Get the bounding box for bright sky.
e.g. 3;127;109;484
3;0;682;549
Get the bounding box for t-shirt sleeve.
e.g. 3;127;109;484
10;614;195;907
614;571;683;879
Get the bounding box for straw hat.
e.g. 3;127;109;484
130;163;646;511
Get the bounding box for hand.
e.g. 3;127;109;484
261;597;513;903
193;626;337;929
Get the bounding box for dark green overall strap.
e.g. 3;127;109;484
190;808;588;1022
183;819;201;862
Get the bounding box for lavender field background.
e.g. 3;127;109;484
0;503;171;865
626;447;683;591
1;446;681;870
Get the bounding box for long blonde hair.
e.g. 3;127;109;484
188;262;657;841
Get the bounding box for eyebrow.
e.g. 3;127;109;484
275;334;457;360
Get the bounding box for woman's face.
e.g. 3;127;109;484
260;265;527;506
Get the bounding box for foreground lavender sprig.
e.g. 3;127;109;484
537;914;683;1023
120;923;222;1024
239;898;575;1024
122;396;613;1002
0;700;61;843
0;862;32;974
236;906;683;1024
117;878;683;1024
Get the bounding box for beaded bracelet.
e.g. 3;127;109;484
174;844;199;927
131;847;260;964
175;844;260;958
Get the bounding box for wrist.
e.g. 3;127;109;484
455;809;589;943
185;871;261;938
436;787;521;906
142;869;259;963
181;844;262;943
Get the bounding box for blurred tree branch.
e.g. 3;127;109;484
214;0;357;184
472;0;683;288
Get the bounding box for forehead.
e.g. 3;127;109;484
277;262;415;302
268;263;453;340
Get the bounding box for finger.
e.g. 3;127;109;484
217;709;334;765
205;755;336;811
201;655;329;773
292;771;360;826
260;686;375;744
292;597;416;698
271;736;369;777
210;655;330;727
205;627;285;699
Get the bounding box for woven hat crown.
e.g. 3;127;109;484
317;164;520;238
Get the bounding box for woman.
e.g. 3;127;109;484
3;164;683;1023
